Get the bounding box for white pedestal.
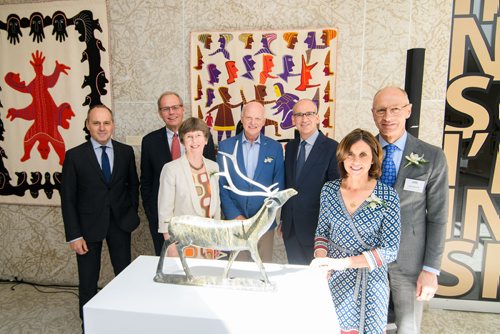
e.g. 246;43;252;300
84;255;339;334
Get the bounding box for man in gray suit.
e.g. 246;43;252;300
372;86;448;333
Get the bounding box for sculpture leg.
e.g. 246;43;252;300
154;240;169;280
177;244;194;281
248;245;270;284
223;251;240;279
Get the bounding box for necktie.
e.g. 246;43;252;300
296;141;307;181
101;146;111;184
171;133;181;160
381;144;397;187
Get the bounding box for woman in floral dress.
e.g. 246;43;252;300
311;128;401;334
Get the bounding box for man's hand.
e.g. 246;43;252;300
416;270;438;301
69;239;88;255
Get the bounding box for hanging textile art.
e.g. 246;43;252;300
190;28;338;144
0;0;111;205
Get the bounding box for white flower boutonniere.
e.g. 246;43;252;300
404;152;428;168
366;193;386;210
264;156;274;163
208;170;219;178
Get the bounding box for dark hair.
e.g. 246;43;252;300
178;117;210;144
337;128;382;179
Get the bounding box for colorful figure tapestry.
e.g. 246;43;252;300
190;28;338;144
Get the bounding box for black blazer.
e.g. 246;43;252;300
140;127;216;228
61;140;140;242
281;132;339;246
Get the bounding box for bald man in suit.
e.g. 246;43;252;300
372;87;448;333
280;99;339;265
61;105;140;324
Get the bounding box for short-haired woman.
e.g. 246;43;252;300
158;117;221;259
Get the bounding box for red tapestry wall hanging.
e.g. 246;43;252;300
0;0;111;205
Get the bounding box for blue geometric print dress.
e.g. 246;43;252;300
314;179;400;334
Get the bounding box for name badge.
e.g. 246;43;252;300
403;178;425;193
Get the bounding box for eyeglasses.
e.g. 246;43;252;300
159;104;183;113
293;111;317;118
373;104;410;116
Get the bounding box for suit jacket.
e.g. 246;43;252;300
157;155;220;233
217;133;285;221
281;132;339;245
385;133;448;276
61;140;140;242
140;127;216;229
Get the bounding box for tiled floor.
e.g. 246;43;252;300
2;277;499;333
1;236;499;333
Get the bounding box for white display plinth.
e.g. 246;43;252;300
84;255;339;334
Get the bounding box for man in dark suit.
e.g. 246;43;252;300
61;105;140;323
140;91;215;255
372;86;448;333
280;99;339;265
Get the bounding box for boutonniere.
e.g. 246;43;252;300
404;152;428;168
366;193;386;209
264;156;274;163
209;170;219;178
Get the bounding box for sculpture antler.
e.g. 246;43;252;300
218;141;279;198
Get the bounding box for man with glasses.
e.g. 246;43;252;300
140;91;216;256
280;98;339;265
372;86;448;333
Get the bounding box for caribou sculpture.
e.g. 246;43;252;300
154;143;297;286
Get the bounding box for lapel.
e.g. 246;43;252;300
252;135;268;181
110;140;119;184
287;139;300;184
297;132;325;183
394;133;417;189
235;134;248;177
86;140;107;184
161;128;172;163
205;158;218;218
180;155;205;217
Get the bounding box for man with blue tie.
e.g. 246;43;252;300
372;86;448;333
217;101;284;263
280;98;339;265
61;105;140;326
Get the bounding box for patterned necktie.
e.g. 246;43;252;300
101;146;111;184
296;141;307;181
171;133;181;160
381;144;397;187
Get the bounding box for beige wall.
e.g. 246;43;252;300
0;0;453;285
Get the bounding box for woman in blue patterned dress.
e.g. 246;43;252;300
311;128;400;334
